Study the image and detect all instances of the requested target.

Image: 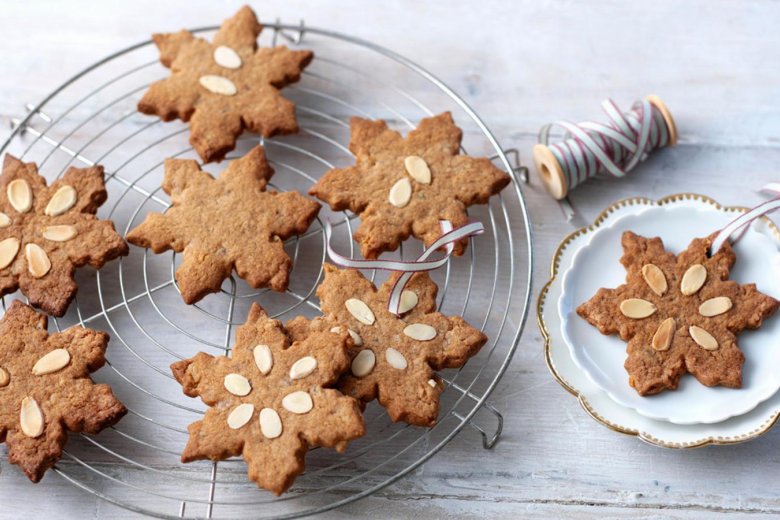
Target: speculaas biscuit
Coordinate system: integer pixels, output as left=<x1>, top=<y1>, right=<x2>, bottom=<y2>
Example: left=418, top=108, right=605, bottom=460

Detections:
left=309, top=112, right=511, bottom=259
left=285, top=264, right=486, bottom=427
left=126, top=145, right=320, bottom=304
left=0, top=154, right=128, bottom=317
left=0, top=300, right=127, bottom=482
left=171, top=303, right=365, bottom=495
left=138, top=5, right=313, bottom=163
left=577, top=231, right=779, bottom=396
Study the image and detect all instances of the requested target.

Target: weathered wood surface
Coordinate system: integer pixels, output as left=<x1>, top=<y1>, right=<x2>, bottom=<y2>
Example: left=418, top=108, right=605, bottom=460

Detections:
left=2, top=0, right=780, bottom=518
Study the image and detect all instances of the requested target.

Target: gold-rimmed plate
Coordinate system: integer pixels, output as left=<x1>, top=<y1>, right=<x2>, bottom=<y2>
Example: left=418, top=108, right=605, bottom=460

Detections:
left=539, top=194, right=780, bottom=448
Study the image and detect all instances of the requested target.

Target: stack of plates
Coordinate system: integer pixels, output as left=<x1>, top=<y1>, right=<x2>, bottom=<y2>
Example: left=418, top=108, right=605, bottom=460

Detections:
left=539, top=194, right=780, bottom=447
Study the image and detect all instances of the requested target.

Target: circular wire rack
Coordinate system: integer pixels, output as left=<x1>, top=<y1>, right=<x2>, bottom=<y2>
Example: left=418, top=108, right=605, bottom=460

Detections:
left=1, top=20, right=533, bottom=519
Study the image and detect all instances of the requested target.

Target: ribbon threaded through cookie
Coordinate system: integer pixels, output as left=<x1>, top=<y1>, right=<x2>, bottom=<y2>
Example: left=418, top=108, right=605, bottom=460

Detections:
left=324, top=220, right=484, bottom=315
left=711, top=185, right=780, bottom=254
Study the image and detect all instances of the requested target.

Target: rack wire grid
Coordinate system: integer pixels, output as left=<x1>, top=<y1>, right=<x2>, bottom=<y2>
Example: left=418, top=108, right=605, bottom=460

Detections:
left=1, top=20, right=533, bottom=519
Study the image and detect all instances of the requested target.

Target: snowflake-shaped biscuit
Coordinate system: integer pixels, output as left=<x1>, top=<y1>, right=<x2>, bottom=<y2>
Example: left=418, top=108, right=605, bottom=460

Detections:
left=0, top=154, right=128, bottom=316
left=138, top=5, right=313, bottom=163
left=309, top=112, right=511, bottom=259
left=171, top=303, right=365, bottom=495
left=577, top=231, right=779, bottom=395
left=287, top=264, right=486, bottom=426
left=0, top=300, right=126, bottom=482
left=127, top=145, right=320, bottom=304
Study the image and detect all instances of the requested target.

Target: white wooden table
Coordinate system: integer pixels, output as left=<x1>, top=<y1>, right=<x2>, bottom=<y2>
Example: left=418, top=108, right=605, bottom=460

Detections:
left=2, top=1, right=780, bottom=518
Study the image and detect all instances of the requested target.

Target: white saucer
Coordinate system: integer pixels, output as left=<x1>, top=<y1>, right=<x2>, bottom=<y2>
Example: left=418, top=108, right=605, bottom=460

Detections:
left=540, top=194, right=780, bottom=446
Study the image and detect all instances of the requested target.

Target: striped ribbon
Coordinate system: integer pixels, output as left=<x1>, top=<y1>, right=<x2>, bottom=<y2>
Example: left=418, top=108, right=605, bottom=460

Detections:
left=711, top=185, right=780, bottom=254
left=324, top=220, right=485, bottom=315
left=539, top=98, right=671, bottom=195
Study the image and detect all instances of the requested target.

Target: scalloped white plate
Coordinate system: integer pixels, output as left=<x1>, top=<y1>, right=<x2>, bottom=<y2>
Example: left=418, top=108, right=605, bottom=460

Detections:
left=558, top=202, right=780, bottom=425
left=539, top=194, right=780, bottom=447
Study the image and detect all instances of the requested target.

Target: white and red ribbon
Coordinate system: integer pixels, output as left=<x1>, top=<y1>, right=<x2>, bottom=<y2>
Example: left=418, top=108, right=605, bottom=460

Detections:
left=324, top=220, right=485, bottom=315
left=539, top=98, right=671, bottom=221
left=710, top=184, right=780, bottom=254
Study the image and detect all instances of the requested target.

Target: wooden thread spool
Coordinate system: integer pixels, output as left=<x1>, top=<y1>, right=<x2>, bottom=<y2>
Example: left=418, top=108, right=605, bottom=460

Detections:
left=533, top=95, right=677, bottom=200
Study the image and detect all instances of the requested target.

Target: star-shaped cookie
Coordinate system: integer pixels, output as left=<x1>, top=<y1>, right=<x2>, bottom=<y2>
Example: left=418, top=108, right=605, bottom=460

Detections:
left=285, top=264, right=486, bottom=426
left=0, top=154, right=128, bottom=317
left=138, top=5, right=314, bottom=163
left=309, top=112, right=511, bottom=259
left=171, top=303, right=365, bottom=495
left=577, top=231, right=779, bottom=395
left=127, top=145, right=320, bottom=304
left=0, top=300, right=127, bottom=482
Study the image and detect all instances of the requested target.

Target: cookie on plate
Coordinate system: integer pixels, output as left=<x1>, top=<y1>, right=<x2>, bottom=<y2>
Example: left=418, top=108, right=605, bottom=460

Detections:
left=577, top=231, right=779, bottom=395
left=171, top=303, right=365, bottom=495
left=285, top=264, right=486, bottom=427
left=309, top=112, right=511, bottom=259
left=0, top=300, right=127, bottom=482
left=0, top=154, right=128, bottom=317
left=127, top=145, right=320, bottom=304
left=138, top=5, right=313, bottom=163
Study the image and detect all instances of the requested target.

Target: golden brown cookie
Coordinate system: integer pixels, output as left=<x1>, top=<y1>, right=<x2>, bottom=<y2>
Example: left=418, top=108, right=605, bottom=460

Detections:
left=171, top=303, right=365, bottom=495
left=577, top=231, right=779, bottom=396
left=138, top=5, right=313, bottom=163
left=126, top=145, right=320, bottom=304
left=309, top=112, right=511, bottom=259
left=0, top=154, right=128, bottom=317
left=286, top=264, right=486, bottom=427
left=0, top=300, right=126, bottom=482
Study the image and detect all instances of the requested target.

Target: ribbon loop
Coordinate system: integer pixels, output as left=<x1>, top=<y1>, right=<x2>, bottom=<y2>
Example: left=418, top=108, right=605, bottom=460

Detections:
left=324, top=220, right=485, bottom=314
left=711, top=184, right=780, bottom=254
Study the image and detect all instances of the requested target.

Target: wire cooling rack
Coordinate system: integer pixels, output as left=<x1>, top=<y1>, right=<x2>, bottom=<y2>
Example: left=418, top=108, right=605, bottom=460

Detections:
left=1, top=20, right=533, bottom=519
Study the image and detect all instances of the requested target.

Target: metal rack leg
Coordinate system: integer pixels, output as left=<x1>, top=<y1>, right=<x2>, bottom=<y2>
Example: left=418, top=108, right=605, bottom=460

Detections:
left=451, top=403, right=504, bottom=450
left=441, top=377, right=504, bottom=450
left=489, top=147, right=529, bottom=184
left=272, top=19, right=306, bottom=46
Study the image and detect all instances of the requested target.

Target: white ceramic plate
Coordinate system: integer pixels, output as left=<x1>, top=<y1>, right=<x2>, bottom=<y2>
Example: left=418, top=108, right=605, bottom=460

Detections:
left=539, top=194, right=780, bottom=447
left=557, top=202, right=780, bottom=424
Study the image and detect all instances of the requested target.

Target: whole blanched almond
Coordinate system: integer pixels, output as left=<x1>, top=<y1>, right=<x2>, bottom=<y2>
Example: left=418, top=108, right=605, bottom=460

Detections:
left=619, top=298, right=657, bottom=319
left=385, top=347, right=408, bottom=370
left=224, top=373, right=251, bottom=396
left=213, top=45, right=242, bottom=69
left=20, top=397, right=44, bottom=438
left=681, top=264, right=707, bottom=295
left=388, top=178, right=412, bottom=208
left=0, top=212, right=11, bottom=228
left=227, top=403, right=254, bottom=429
left=32, top=348, right=70, bottom=375
left=398, top=290, right=418, bottom=314
left=259, top=407, right=282, bottom=439
left=689, top=326, right=718, bottom=350
left=351, top=349, right=375, bottom=377
left=199, top=75, right=237, bottom=96
left=7, top=179, right=32, bottom=213
left=43, top=225, right=77, bottom=242
left=25, top=243, right=51, bottom=278
left=404, top=156, right=431, bottom=184
left=699, top=296, right=732, bottom=317
left=289, top=356, right=317, bottom=380
left=652, top=318, right=676, bottom=351
left=403, top=323, right=437, bottom=341
left=641, top=264, right=667, bottom=296
left=345, top=298, right=375, bottom=325
left=282, top=391, right=313, bottom=414
left=0, top=237, right=20, bottom=269
left=45, top=185, right=77, bottom=216
left=254, top=345, right=273, bottom=375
